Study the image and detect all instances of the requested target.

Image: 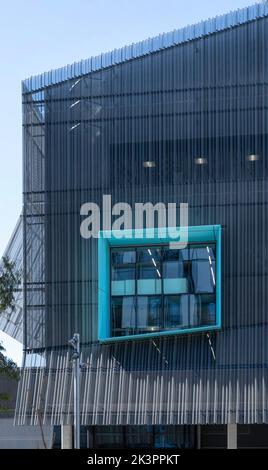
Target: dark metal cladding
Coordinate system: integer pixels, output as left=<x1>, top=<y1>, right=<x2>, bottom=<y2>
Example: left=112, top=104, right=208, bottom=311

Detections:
left=16, top=5, right=268, bottom=425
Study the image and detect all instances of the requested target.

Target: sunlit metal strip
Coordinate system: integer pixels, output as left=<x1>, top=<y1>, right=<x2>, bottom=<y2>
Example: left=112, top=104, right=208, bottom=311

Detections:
left=22, top=3, right=268, bottom=93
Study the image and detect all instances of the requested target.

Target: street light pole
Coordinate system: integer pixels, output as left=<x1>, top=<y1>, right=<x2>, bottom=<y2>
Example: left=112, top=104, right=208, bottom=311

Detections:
left=68, top=333, right=80, bottom=449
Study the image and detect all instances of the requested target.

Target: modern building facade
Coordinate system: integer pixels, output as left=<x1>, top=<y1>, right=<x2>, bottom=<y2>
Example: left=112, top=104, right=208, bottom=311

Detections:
left=2, top=3, right=268, bottom=448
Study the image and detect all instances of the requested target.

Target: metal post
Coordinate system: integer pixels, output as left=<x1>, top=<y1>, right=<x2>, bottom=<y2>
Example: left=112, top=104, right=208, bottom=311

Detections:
left=69, top=333, right=80, bottom=449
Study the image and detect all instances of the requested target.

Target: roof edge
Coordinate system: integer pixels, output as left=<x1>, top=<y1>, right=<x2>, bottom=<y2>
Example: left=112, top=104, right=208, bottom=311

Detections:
left=22, top=2, right=268, bottom=93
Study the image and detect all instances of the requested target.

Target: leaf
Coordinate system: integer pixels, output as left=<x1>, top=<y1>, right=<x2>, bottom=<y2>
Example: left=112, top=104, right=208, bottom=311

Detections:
left=0, top=256, right=21, bottom=314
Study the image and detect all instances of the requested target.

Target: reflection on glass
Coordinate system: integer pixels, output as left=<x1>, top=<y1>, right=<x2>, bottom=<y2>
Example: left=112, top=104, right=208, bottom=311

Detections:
left=163, top=248, right=188, bottom=294
left=138, top=265, right=161, bottom=279
left=164, top=295, right=200, bottom=329
left=112, top=296, right=135, bottom=336
left=200, top=294, right=216, bottom=325
left=137, top=296, right=161, bottom=331
left=137, top=279, right=161, bottom=295
left=112, top=280, right=135, bottom=296
left=191, top=257, right=215, bottom=293
left=112, top=266, right=135, bottom=280
left=138, top=248, right=161, bottom=280
left=110, top=243, right=217, bottom=337
left=138, top=248, right=161, bottom=264
left=163, top=248, right=184, bottom=278
left=112, top=250, right=136, bottom=265
left=164, top=296, right=181, bottom=329
left=180, top=295, right=199, bottom=327
left=112, top=249, right=136, bottom=282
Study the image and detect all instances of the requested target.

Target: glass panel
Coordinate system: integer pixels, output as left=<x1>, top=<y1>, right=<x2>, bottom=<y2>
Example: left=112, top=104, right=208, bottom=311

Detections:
left=163, top=248, right=184, bottom=278
left=180, top=294, right=199, bottom=327
left=137, top=247, right=161, bottom=280
left=112, top=266, right=135, bottom=281
left=164, top=296, right=181, bottom=329
left=111, top=249, right=136, bottom=282
left=112, top=296, right=135, bottom=336
left=137, top=279, right=162, bottom=294
left=163, top=278, right=188, bottom=294
left=191, top=249, right=215, bottom=293
left=163, top=247, right=188, bottom=293
left=137, top=296, right=161, bottom=332
left=110, top=242, right=217, bottom=338
left=112, top=297, right=123, bottom=332
left=200, top=294, right=216, bottom=325
left=138, top=265, right=161, bottom=279
left=111, top=250, right=136, bottom=265
left=181, top=245, right=216, bottom=294
left=112, top=280, right=135, bottom=295
left=138, top=248, right=161, bottom=263
left=122, top=297, right=136, bottom=328
left=164, top=295, right=199, bottom=329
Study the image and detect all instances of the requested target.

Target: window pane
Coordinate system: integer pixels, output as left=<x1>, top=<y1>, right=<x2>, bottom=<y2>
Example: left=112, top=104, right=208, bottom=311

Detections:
left=164, top=294, right=216, bottom=330
left=112, top=280, right=135, bottom=295
left=164, top=295, right=198, bottom=329
left=200, top=294, right=216, bottom=325
left=110, top=242, right=217, bottom=338
left=191, top=259, right=215, bottom=293
left=163, top=278, right=188, bottom=294
left=137, top=279, right=161, bottom=294
left=122, top=297, right=136, bottom=328
left=179, top=295, right=199, bottom=328
left=206, top=245, right=215, bottom=260
left=163, top=260, right=184, bottom=278
left=164, top=296, right=181, bottom=329
left=137, top=296, right=161, bottom=332
left=112, top=266, right=135, bottom=280
left=111, top=250, right=136, bottom=282
left=112, top=296, right=135, bottom=336
left=163, top=248, right=184, bottom=278
left=112, top=297, right=123, bottom=331
left=111, top=250, right=136, bottom=264
left=137, top=248, right=162, bottom=280
left=138, top=248, right=161, bottom=263
left=163, top=248, right=188, bottom=293
left=138, top=265, right=161, bottom=280
left=180, top=245, right=216, bottom=294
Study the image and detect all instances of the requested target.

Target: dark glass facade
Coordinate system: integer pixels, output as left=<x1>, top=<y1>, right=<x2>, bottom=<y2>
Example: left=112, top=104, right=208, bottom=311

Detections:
left=53, top=425, right=196, bottom=449
left=16, top=6, right=268, bottom=428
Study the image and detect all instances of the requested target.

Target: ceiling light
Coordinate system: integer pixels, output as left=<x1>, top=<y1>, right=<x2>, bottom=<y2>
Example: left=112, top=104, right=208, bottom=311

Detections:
left=194, top=157, right=207, bottom=165
left=143, top=161, right=156, bottom=168
left=246, top=154, right=259, bottom=162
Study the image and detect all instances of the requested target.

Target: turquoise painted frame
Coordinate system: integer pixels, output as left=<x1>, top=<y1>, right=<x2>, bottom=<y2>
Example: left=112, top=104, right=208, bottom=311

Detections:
left=98, top=225, right=221, bottom=342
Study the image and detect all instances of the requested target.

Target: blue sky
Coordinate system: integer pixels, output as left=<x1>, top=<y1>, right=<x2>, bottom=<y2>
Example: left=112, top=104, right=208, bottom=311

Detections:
left=0, top=0, right=258, bottom=362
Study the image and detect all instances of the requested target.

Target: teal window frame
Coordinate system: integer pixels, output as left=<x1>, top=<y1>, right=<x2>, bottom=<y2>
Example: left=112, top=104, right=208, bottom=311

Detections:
left=98, top=225, right=221, bottom=342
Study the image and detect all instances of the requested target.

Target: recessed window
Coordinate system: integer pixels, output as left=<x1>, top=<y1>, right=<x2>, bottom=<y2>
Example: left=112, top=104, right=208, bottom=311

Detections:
left=110, top=243, right=217, bottom=339
left=98, top=225, right=221, bottom=342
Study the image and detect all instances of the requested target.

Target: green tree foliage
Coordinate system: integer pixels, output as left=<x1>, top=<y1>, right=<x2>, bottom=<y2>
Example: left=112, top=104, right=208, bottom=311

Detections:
left=0, top=256, right=21, bottom=312
left=0, top=256, right=21, bottom=379
left=0, top=342, right=19, bottom=380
